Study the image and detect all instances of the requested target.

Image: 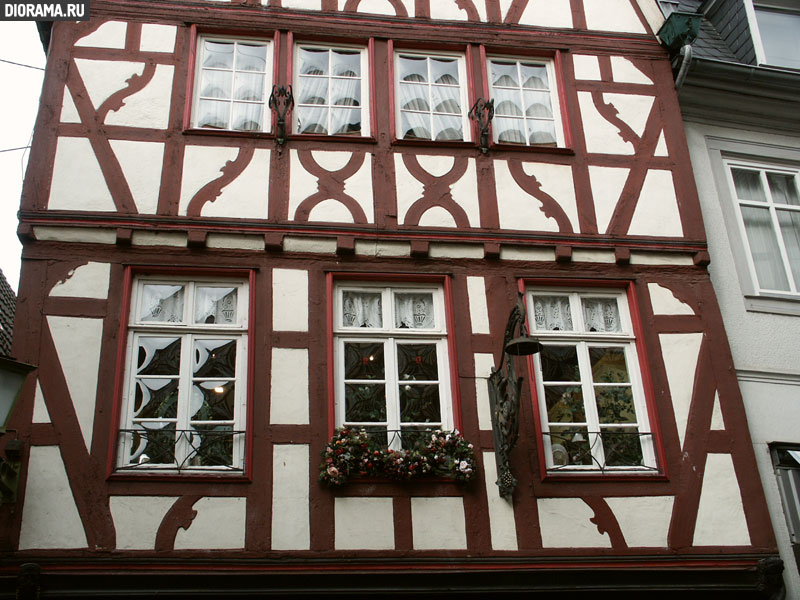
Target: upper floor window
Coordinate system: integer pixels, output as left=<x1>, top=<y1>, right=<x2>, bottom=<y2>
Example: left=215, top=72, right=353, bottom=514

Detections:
left=753, top=2, right=800, bottom=70
left=527, top=288, right=657, bottom=473
left=395, top=51, right=470, bottom=142
left=333, top=283, right=454, bottom=450
left=192, top=36, right=273, bottom=132
left=488, top=57, right=563, bottom=147
left=294, top=44, right=370, bottom=136
left=117, top=276, right=250, bottom=473
left=726, top=161, right=800, bottom=296
left=771, top=445, right=800, bottom=557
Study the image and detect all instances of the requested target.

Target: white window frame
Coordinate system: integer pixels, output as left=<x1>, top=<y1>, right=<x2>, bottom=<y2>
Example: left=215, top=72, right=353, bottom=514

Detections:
left=117, top=277, right=249, bottom=472
left=394, top=50, right=471, bottom=142
left=333, top=283, right=453, bottom=450
left=747, top=0, right=800, bottom=70
left=723, top=158, right=800, bottom=298
left=191, top=35, right=274, bottom=132
left=526, top=288, right=657, bottom=473
left=293, top=42, right=370, bottom=136
left=487, top=55, right=565, bottom=147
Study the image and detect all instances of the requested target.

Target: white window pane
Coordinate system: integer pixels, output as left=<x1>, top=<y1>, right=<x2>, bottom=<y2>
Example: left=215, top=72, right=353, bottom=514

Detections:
left=768, top=173, right=800, bottom=206
left=527, top=120, right=557, bottom=145
left=196, top=99, right=229, bottom=129
left=330, top=108, right=362, bottom=135
left=236, top=43, right=267, bottom=72
left=233, top=72, right=265, bottom=101
left=582, top=298, right=622, bottom=332
left=296, top=105, right=328, bottom=134
left=330, top=78, right=361, bottom=106
left=491, top=60, right=519, bottom=87
left=199, top=69, right=232, bottom=99
left=732, top=168, right=767, bottom=202
left=778, top=209, right=800, bottom=288
left=493, top=88, right=523, bottom=116
left=524, top=90, right=553, bottom=118
left=430, top=57, right=459, bottom=85
left=342, top=291, right=383, bottom=328
left=520, top=63, right=548, bottom=89
left=394, top=292, right=435, bottom=329
left=202, top=41, right=234, bottom=69
left=299, top=47, right=329, bottom=75
left=400, top=110, right=431, bottom=140
left=136, top=337, right=181, bottom=375
left=398, top=55, right=428, bottom=82
left=741, top=205, right=791, bottom=291
left=756, top=8, right=800, bottom=69
left=398, top=82, right=430, bottom=112
left=494, top=117, right=526, bottom=144
left=431, top=85, right=461, bottom=114
left=190, top=381, right=235, bottom=421
left=433, top=114, right=463, bottom=141
left=532, top=295, right=573, bottom=331
left=331, top=49, right=360, bottom=77
left=231, top=103, right=263, bottom=131
left=297, top=75, right=328, bottom=105
left=140, top=285, right=185, bottom=322
left=195, top=287, right=238, bottom=324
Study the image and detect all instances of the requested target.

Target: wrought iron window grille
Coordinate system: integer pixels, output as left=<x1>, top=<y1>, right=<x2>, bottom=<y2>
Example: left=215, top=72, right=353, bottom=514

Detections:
left=268, top=85, right=294, bottom=146
left=117, top=429, right=245, bottom=473
left=468, top=97, right=494, bottom=154
left=543, top=431, right=658, bottom=473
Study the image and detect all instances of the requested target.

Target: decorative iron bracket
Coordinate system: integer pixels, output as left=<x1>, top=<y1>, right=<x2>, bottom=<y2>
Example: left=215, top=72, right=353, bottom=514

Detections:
left=487, top=292, right=540, bottom=501
left=268, top=85, right=294, bottom=146
left=0, top=437, right=23, bottom=504
left=468, top=97, right=494, bottom=154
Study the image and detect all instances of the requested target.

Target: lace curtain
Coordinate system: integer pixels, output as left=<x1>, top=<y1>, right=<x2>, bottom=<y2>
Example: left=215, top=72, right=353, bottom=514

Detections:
left=195, top=287, right=237, bottom=324
left=141, top=285, right=185, bottom=323
left=396, top=54, right=462, bottom=141
left=342, top=291, right=382, bottom=328
left=296, top=48, right=362, bottom=135
left=582, top=298, right=621, bottom=333
left=532, top=296, right=573, bottom=331
left=394, top=293, right=435, bottom=329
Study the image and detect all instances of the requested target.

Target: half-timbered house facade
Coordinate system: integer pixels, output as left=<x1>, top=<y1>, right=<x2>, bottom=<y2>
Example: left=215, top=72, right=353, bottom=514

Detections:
left=0, top=0, right=786, bottom=596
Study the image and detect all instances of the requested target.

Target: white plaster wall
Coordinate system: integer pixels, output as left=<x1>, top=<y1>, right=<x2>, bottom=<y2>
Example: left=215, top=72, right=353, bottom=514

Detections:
left=628, top=169, right=683, bottom=237
left=110, top=496, right=176, bottom=550
left=428, top=243, right=483, bottom=259
left=75, top=20, right=126, bottom=48
left=206, top=233, right=266, bottom=250
left=282, top=236, right=337, bottom=254
left=518, top=0, right=572, bottom=28
left=140, top=24, right=177, bottom=53
left=179, top=146, right=239, bottom=215
left=49, top=137, right=115, bottom=212
left=174, top=497, right=246, bottom=549
left=109, top=140, right=164, bottom=214
left=494, top=161, right=574, bottom=232
left=659, top=332, right=703, bottom=449
left=694, top=453, right=751, bottom=546
left=648, top=283, right=695, bottom=315
left=60, top=88, right=80, bottom=123
left=32, top=381, right=50, bottom=423
left=18, top=446, right=87, bottom=549
left=610, top=57, right=653, bottom=85
left=629, top=251, right=694, bottom=265
left=131, top=231, right=187, bottom=247
left=573, top=55, right=601, bottom=81
left=482, top=451, right=518, bottom=550
left=499, top=246, right=555, bottom=261
left=272, top=268, right=308, bottom=332
left=588, top=165, right=628, bottom=234
left=474, top=352, right=495, bottom=430
left=578, top=92, right=634, bottom=155
left=346, top=0, right=398, bottom=16
left=335, top=497, right=395, bottom=549
left=584, top=0, right=647, bottom=33
left=74, top=59, right=145, bottom=110
left=47, top=316, right=103, bottom=450
left=354, top=240, right=411, bottom=257
left=466, top=276, right=490, bottom=334
left=572, top=249, right=615, bottom=263
left=538, top=498, right=612, bottom=547
left=606, top=496, right=673, bottom=547
left=105, top=65, right=174, bottom=130
left=49, top=262, right=110, bottom=299
left=272, top=444, right=310, bottom=550
left=270, top=348, right=309, bottom=424
left=410, top=497, right=467, bottom=549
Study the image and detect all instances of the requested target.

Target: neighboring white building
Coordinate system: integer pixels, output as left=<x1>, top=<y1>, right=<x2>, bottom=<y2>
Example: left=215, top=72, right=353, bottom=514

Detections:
left=664, top=0, right=800, bottom=594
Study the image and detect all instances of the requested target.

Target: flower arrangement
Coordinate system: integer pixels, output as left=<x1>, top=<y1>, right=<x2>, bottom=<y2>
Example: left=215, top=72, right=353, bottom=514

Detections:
left=319, top=428, right=476, bottom=486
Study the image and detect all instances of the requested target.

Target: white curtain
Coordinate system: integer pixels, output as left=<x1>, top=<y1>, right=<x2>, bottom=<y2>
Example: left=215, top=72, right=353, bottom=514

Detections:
left=342, top=291, right=382, bottom=328
left=582, top=298, right=621, bottom=332
left=394, top=293, right=434, bottom=329
left=296, top=48, right=361, bottom=135
left=141, top=285, right=184, bottom=323
left=195, top=287, right=237, bottom=324
left=532, top=296, right=573, bottom=331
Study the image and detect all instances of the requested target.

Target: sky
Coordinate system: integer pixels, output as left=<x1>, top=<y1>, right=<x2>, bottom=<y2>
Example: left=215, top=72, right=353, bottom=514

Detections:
left=0, top=21, right=46, bottom=293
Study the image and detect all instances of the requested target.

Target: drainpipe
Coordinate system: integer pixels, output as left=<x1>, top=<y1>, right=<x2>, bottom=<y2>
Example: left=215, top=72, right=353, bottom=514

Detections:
left=675, top=43, right=693, bottom=90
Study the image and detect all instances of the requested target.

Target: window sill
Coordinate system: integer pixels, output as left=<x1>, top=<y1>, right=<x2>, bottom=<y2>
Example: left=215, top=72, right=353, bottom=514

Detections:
left=542, top=469, right=667, bottom=483
left=184, top=127, right=275, bottom=140
left=489, top=142, right=574, bottom=155
left=288, top=133, right=377, bottom=144
left=108, top=470, right=250, bottom=483
left=392, top=138, right=477, bottom=150
left=744, top=293, right=800, bottom=317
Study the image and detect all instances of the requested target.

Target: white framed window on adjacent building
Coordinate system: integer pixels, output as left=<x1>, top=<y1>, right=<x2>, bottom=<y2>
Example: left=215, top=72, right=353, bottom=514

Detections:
left=332, top=281, right=455, bottom=450
left=394, top=50, right=471, bottom=142
left=116, top=275, right=250, bottom=473
left=293, top=43, right=370, bottom=136
left=749, top=1, right=800, bottom=70
left=191, top=35, right=274, bottom=132
left=526, top=288, right=658, bottom=474
left=724, top=159, right=800, bottom=298
left=487, top=56, right=564, bottom=147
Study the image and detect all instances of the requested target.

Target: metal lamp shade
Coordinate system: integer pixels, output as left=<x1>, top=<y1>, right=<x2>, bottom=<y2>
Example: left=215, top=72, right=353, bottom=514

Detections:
left=503, top=336, right=542, bottom=356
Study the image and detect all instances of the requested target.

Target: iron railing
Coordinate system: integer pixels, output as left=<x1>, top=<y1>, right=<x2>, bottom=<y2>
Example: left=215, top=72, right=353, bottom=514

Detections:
left=544, top=430, right=658, bottom=473
left=117, top=428, right=245, bottom=473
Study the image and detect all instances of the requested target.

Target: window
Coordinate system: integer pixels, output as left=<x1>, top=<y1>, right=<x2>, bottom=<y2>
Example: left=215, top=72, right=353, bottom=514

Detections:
left=395, top=51, right=470, bottom=141
left=192, top=36, right=273, bottom=132
left=333, top=283, right=453, bottom=449
left=725, top=160, right=800, bottom=296
left=117, top=277, right=249, bottom=472
left=527, top=289, right=657, bottom=472
left=488, top=57, right=563, bottom=146
left=771, top=444, right=800, bottom=571
left=294, top=44, right=369, bottom=136
left=753, top=2, right=800, bottom=70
